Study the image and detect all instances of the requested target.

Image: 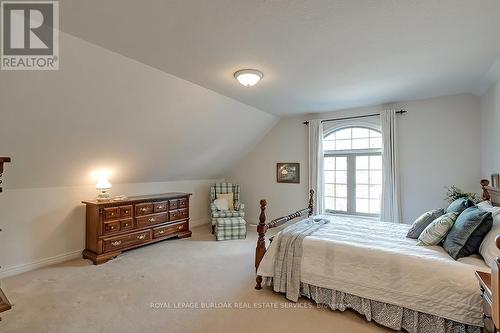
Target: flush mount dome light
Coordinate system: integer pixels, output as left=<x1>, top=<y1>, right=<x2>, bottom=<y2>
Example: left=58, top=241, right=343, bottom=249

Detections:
left=234, top=69, right=263, bottom=87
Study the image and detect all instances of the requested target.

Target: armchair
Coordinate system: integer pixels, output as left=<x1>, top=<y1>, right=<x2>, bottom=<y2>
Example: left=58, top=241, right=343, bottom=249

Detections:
left=210, top=183, right=245, bottom=233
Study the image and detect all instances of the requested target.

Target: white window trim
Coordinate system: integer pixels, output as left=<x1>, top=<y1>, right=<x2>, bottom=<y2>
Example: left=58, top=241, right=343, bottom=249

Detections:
left=323, top=121, right=382, bottom=217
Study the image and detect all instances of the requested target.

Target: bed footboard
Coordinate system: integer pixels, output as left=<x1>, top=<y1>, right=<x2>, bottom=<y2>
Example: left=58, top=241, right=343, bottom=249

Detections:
left=254, top=190, right=314, bottom=290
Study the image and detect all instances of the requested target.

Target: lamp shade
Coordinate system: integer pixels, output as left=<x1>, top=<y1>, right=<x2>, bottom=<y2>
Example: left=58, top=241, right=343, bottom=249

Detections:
left=96, top=179, right=112, bottom=190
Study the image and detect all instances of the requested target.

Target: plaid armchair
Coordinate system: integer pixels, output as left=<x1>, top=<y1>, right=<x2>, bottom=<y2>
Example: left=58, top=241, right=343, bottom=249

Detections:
left=211, top=183, right=245, bottom=232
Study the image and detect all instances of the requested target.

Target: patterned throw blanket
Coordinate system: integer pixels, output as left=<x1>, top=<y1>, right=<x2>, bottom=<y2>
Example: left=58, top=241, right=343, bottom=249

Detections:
left=272, top=217, right=330, bottom=302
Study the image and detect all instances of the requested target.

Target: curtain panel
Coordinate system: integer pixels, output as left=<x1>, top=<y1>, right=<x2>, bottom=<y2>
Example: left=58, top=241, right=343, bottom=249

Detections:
left=380, top=110, right=402, bottom=223
left=308, top=119, right=324, bottom=214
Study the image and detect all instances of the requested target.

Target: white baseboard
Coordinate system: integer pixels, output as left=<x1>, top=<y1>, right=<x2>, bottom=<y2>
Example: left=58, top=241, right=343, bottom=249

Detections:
left=0, top=250, right=82, bottom=279
left=0, top=218, right=211, bottom=279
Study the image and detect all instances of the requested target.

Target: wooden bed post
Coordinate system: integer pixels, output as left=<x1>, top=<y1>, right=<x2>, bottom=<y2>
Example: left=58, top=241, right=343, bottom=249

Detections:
left=255, top=199, right=267, bottom=290
left=308, top=189, right=314, bottom=216
left=482, top=179, right=491, bottom=201
left=492, top=235, right=500, bottom=330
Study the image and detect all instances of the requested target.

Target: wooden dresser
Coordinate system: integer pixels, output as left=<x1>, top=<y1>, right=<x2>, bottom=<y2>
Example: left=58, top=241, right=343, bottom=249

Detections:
left=82, top=193, right=192, bottom=264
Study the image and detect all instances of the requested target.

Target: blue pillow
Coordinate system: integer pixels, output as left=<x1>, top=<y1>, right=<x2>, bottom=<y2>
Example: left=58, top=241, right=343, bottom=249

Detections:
left=445, top=198, right=475, bottom=215
left=442, top=207, right=493, bottom=259
left=406, top=209, right=445, bottom=239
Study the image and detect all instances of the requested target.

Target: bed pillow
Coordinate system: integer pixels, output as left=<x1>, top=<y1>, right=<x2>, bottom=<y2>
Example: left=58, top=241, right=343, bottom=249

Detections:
left=417, top=212, right=458, bottom=246
left=477, top=200, right=500, bottom=217
left=406, top=209, right=445, bottom=239
left=442, top=207, right=493, bottom=259
left=479, top=214, right=500, bottom=265
left=216, top=193, right=234, bottom=210
left=445, top=198, right=475, bottom=215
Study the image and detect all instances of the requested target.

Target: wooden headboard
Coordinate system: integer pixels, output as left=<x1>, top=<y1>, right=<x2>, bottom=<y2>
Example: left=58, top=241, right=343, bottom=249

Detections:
left=482, top=179, right=500, bottom=206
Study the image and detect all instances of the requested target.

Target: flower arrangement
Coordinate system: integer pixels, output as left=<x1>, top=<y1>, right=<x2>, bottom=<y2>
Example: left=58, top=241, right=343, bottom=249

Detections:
left=444, top=185, right=480, bottom=204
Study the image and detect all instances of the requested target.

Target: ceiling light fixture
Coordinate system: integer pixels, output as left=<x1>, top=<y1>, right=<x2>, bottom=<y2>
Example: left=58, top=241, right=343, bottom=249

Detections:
left=234, top=69, right=263, bottom=87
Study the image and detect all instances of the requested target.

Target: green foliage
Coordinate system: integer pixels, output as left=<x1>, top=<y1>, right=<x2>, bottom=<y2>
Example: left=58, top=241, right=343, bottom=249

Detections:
left=444, top=185, right=480, bottom=204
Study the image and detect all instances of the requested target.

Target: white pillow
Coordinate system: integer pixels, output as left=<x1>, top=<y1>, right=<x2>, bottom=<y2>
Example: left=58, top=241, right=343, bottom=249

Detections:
left=477, top=200, right=500, bottom=217
left=214, top=198, right=229, bottom=211
left=479, top=214, right=500, bottom=266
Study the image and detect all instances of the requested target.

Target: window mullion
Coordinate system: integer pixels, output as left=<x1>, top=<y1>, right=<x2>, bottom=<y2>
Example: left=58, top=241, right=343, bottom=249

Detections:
left=347, top=155, right=356, bottom=214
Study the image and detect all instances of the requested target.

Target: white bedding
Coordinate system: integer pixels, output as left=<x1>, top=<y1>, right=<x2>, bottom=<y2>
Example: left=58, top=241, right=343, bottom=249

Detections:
left=257, top=214, right=489, bottom=326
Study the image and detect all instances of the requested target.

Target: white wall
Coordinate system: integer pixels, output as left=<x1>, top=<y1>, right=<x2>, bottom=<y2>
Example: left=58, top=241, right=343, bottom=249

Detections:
left=0, top=32, right=277, bottom=275
left=480, top=80, right=500, bottom=177
left=0, top=179, right=221, bottom=278
left=228, top=94, right=482, bottom=224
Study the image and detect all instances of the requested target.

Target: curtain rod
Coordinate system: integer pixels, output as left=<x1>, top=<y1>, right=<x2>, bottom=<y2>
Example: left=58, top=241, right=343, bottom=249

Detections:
left=303, top=110, right=407, bottom=125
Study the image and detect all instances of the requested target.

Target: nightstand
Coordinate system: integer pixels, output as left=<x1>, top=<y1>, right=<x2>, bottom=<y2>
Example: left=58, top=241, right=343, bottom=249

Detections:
left=476, top=271, right=497, bottom=333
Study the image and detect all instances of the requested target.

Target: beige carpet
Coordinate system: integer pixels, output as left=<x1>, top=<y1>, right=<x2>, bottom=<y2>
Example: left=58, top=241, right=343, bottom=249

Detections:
left=0, top=225, right=392, bottom=333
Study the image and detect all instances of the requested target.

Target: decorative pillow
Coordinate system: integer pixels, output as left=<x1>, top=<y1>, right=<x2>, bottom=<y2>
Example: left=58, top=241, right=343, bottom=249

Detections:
left=442, top=207, right=493, bottom=259
left=216, top=193, right=234, bottom=210
left=445, top=198, right=475, bottom=214
left=406, top=209, right=445, bottom=239
left=214, top=198, right=229, bottom=211
left=477, top=200, right=500, bottom=217
left=479, top=214, right=500, bottom=265
left=417, top=212, right=459, bottom=246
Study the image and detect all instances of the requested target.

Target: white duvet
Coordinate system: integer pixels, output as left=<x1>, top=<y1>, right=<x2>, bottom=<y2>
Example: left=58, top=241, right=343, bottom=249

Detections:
left=257, top=215, right=489, bottom=326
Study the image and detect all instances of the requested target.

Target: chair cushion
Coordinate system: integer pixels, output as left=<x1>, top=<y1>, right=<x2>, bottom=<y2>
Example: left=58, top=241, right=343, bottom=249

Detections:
left=406, top=209, right=445, bottom=239
left=212, top=210, right=245, bottom=218
left=443, top=207, right=493, bottom=259
left=216, top=193, right=234, bottom=210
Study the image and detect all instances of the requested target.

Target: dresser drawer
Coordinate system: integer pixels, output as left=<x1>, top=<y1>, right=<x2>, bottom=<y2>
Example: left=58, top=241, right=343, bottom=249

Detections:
left=119, top=205, right=133, bottom=218
left=179, top=198, right=188, bottom=209
left=136, top=212, right=168, bottom=228
left=169, top=208, right=188, bottom=222
left=135, top=203, right=154, bottom=216
left=169, top=199, right=179, bottom=210
left=103, top=230, right=151, bottom=252
left=120, top=219, right=134, bottom=231
left=154, top=201, right=168, bottom=213
left=153, top=221, right=188, bottom=238
left=103, top=207, right=119, bottom=221
left=104, top=221, right=120, bottom=234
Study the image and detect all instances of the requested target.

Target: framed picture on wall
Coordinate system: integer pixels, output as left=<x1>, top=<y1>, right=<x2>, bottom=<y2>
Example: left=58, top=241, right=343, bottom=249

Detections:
left=276, top=163, right=300, bottom=184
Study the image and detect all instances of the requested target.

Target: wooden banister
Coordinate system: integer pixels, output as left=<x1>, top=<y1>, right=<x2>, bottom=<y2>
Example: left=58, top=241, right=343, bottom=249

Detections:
left=493, top=235, right=500, bottom=329
left=0, top=157, right=11, bottom=193
left=0, top=157, right=12, bottom=315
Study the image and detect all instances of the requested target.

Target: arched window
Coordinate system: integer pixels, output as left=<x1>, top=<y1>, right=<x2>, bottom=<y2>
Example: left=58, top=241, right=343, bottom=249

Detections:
left=323, top=126, right=382, bottom=216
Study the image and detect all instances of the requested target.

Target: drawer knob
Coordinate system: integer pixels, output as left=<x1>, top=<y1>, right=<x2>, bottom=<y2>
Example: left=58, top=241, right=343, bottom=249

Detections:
left=159, top=230, right=165, bottom=235
left=137, top=234, right=146, bottom=240
left=178, top=225, right=183, bottom=230
left=149, top=218, right=156, bottom=222
left=141, top=208, right=147, bottom=212
left=158, top=206, right=163, bottom=209
left=111, top=226, right=115, bottom=230
left=124, top=223, right=129, bottom=227
left=111, top=240, right=121, bottom=246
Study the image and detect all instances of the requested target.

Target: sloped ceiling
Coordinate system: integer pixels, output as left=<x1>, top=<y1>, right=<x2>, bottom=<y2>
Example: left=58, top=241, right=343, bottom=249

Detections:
left=59, top=0, right=500, bottom=116
left=0, top=33, right=278, bottom=189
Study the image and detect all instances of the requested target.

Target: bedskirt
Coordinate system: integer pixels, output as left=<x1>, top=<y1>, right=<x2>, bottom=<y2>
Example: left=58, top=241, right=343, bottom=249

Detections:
left=265, top=278, right=481, bottom=333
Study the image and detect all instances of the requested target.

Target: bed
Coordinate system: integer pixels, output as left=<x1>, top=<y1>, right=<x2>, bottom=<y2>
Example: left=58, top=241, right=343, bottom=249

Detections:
left=254, top=182, right=500, bottom=333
